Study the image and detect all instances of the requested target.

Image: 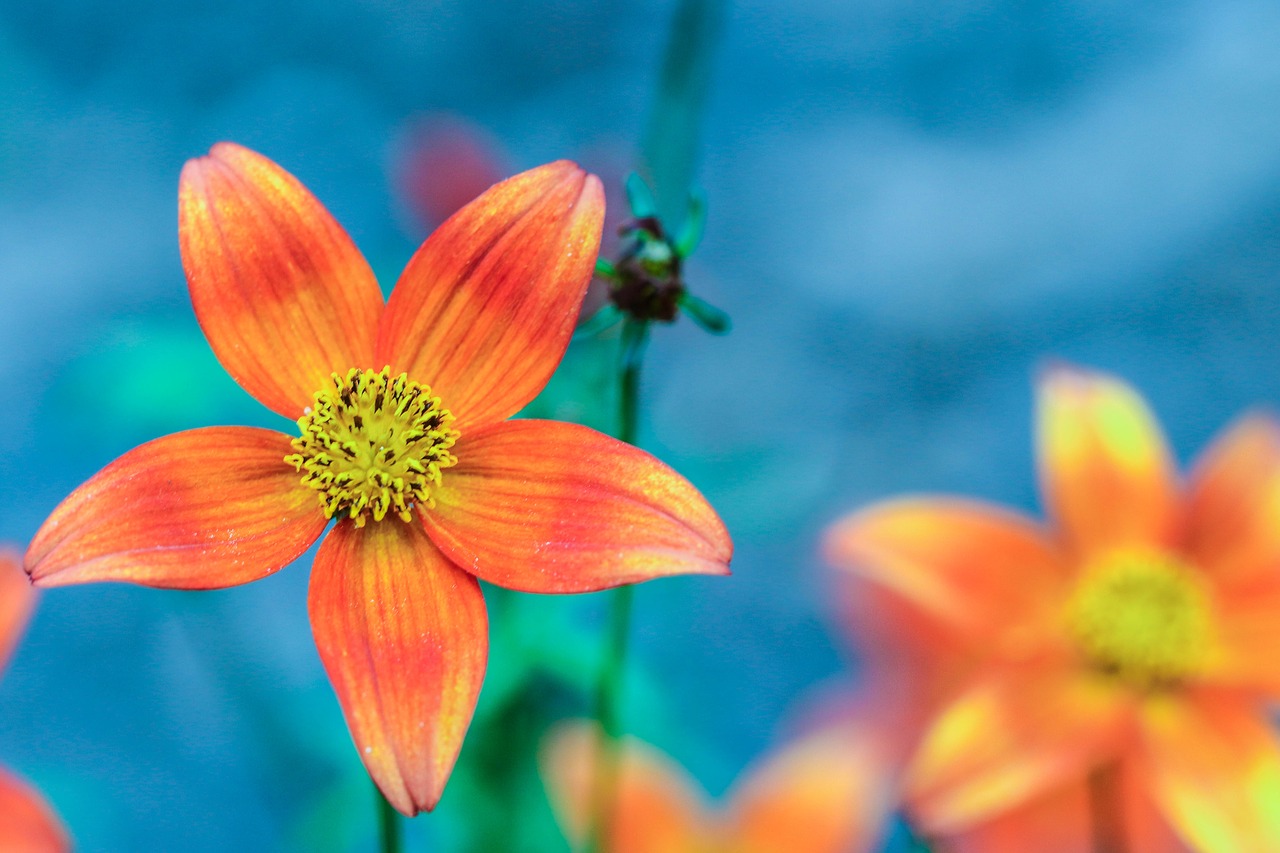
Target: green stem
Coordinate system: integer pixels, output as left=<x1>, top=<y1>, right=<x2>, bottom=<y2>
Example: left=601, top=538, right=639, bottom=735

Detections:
left=585, top=584, right=636, bottom=851
left=585, top=321, right=649, bottom=853
left=617, top=320, right=647, bottom=446
left=1087, top=762, right=1127, bottom=853
left=376, top=783, right=401, bottom=853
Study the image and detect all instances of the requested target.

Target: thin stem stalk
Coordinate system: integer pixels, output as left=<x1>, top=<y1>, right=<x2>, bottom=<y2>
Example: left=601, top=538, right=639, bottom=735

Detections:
left=585, top=320, right=649, bottom=853
left=376, top=783, right=401, bottom=853
left=1087, top=762, right=1128, bottom=853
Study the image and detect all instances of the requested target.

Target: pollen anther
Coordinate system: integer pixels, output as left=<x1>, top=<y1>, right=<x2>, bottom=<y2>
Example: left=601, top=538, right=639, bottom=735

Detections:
left=285, top=367, right=459, bottom=527
left=1065, top=550, right=1212, bottom=690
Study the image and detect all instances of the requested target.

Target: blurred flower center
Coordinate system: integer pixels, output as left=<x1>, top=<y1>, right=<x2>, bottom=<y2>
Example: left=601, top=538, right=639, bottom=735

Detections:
left=611, top=218, right=685, bottom=323
left=285, top=367, right=459, bottom=527
left=1065, top=550, right=1211, bottom=690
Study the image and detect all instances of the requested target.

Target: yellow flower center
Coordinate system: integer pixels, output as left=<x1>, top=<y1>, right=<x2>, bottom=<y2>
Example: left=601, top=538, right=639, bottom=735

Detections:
left=1065, top=550, right=1212, bottom=690
left=285, top=367, right=459, bottom=527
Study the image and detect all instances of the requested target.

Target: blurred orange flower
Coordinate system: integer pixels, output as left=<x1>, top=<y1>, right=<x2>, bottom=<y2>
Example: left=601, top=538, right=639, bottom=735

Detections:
left=541, top=719, right=897, bottom=853
left=0, top=550, right=70, bottom=852
left=826, top=365, right=1280, bottom=853
left=24, top=143, right=732, bottom=815
left=392, top=113, right=509, bottom=232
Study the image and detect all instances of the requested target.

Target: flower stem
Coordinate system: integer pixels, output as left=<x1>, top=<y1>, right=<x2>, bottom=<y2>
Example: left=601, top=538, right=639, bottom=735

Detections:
left=616, top=319, right=647, bottom=446
left=585, top=320, right=649, bottom=852
left=1087, top=762, right=1128, bottom=853
left=376, top=783, right=401, bottom=853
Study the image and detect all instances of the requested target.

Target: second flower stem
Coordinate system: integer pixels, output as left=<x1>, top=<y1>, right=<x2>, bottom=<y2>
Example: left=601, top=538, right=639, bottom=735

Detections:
left=616, top=320, right=646, bottom=447
left=586, top=320, right=649, bottom=852
left=1087, top=762, right=1128, bottom=853
left=376, top=782, right=401, bottom=853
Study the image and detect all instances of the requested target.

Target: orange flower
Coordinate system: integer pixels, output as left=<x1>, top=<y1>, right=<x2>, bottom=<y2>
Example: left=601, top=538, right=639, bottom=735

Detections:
left=825, top=365, right=1280, bottom=853
left=0, top=550, right=70, bottom=852
left=540, top=719, right=897, bottom=853
left=24, top=143, right=732, bottom=815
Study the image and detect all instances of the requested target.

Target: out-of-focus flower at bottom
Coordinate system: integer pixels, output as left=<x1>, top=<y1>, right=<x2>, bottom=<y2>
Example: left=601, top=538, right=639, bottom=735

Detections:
left=540, top=719, right=898, bottom=853
left=826, top=364, right=1280, bottom=853
left=0, top=551, right=70, bottom=852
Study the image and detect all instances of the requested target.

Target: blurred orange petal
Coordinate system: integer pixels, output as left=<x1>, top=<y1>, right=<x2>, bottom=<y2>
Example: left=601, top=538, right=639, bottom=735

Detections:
left=376, top=161, right=604, bottom=430
left=541, top=720, right=709, bottom=853
left=832, top=576, right=988, bottom=725
left=1036, top=365, right=1178, bottom=558
left=0, top=549, right=36, bottom=674
left=908, top=664, right=1131, bottom=833
left=938, top=780, right=1091, bottom=853
left=1137, top=691, right=1280, bottom=853
left=1123, top=762, right=1196, bottom=853
left=823, top=499, right=1064, bottom=645
left=308, top=519, right=487, bottom=816
left=727, top=727, right=897, bottom=853
left=25, top=428, right=325, bottom=589
left=179, top=142, right=382, bottom=419
left=395, top=114, right=508, bottom=229
left=1184, top=415, right=1280, bottom=583
left=1181, top=418, right=1280, bottom=692
left=1203, top=577, right=1280, bottom=695
left=423, top=420, right=731, bottom=592
left=0, top=768, right=70, bottom=852
left=939, top=766, right=1189, bottom=853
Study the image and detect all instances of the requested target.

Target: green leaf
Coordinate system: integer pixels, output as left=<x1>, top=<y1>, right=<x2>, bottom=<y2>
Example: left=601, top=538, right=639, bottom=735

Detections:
left=674, top=189, right=707, bottom=258
left=678, top=292, right=731, bottom=334
left=520, top=332, right=619, bottom=434
left=624, top=172, right=658, bottom=219
left=594, top=256, right=619, bottom=280
left=639, top=0, right=726, bottom=226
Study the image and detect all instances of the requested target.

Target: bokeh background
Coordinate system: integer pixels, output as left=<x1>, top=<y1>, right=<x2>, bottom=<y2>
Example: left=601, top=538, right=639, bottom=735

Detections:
left=4, top=0, right=1280, bottom=849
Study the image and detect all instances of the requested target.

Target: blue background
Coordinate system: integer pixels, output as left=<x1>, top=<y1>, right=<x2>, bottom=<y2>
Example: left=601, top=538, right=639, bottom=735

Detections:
left=4, top=0, right=1280, bottom=849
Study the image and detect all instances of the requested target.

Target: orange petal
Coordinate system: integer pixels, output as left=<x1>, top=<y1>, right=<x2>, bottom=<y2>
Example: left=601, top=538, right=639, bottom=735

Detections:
left=1137, top=691, right=1280, bottom=853
left=421, top=420, right=732, bottom=593
left=823, top=499, right=1066, bottom=647
left=376, top=161, right=604, bottom=429
left=726, top=728, right=898, bottom=853
left=938, top=780, right=1091, bottom=853
left=1122, top=761, right=1197, bottom=853
left=0, top=767, right=71, bottom=852
left=0, top=549, right=36, bottom=674
left=834, top=576, right=981, bottom=717
left=1184, top=415, right=1280, bottom=583
left=940, top=766, right=1190, bottom=853
left=309, top=519, right=488, bottom=816
left=1205, top=576, right=1280, bottom=696
left=1186, top=422, right=1280, bottom=693
left=907, top=664, right=1131, bottom=834
left=25, top=428, right=325, bottom=589
left=179, top=142, right=383, bottom=419
left=540, top=720, right=710, bottom=853
left=1035, top=365, right=1179, bottom=558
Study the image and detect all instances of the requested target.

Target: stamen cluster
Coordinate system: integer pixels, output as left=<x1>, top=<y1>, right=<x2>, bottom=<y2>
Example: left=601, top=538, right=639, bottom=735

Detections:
left=1065, top=550, right=1212, bottom=690
left=285, top=367, right=459, bottom=527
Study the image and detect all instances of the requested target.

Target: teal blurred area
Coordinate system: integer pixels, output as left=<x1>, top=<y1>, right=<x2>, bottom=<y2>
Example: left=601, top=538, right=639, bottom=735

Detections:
left=4, top=0, right=1280, bottom=849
